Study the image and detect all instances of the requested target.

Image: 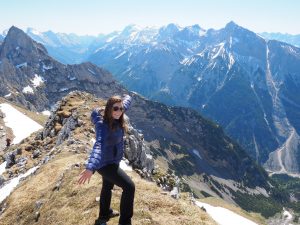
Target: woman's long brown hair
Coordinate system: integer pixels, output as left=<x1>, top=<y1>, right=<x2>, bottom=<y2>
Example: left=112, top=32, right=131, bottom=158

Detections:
left=103, top=95, right=128, bottom=132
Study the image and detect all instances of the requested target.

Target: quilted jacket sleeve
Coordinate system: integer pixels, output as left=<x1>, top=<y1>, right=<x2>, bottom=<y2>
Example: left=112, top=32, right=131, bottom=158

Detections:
left=86, top=108, right=103, bottom=173
left=122, top=94, right=132, bottom=111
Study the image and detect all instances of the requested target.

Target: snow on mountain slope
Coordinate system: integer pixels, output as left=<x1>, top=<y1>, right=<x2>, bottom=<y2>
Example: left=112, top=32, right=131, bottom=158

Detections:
left=0, top=103, right=43, bottom=144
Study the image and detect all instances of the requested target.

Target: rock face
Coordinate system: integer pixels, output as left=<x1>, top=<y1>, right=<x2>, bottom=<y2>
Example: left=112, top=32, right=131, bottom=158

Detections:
left=125, top=123, right=154, bottom=173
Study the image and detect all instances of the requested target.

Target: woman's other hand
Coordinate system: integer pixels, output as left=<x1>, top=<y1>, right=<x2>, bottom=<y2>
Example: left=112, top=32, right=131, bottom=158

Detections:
left=78, top=169, right=93, bottom=185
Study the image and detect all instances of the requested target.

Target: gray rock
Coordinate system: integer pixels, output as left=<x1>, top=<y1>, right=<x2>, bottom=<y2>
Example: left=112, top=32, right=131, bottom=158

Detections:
left=4, top=152, right=16, bottom=168
left=42, top=155, right=51, bottom=164
left=170, top=187, right=179, bottom=199
left=16, top=156, right=28, bottom=167
left=35, top=200, right=45, bottom=210
left=0, top=175, right=6, bottom=186
left=32, top=149, right=41, bottom=158
left=124, top=124, right=154, bottom=174
left=16, top=148, right=22, bottom=155
left=35, top=211, right=40, bottom=222
left=52, top=173, right=64, bottom=191
left=56, top=114, right=78, bottom=146
left=67, top=138, right=75, bottom=145
left=34, top=132, right=43, bottom=141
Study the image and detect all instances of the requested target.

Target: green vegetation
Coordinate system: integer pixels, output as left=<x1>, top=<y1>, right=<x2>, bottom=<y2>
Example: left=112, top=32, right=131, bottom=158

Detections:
left=270, top=174, right=300, bottom=218
left=229, top=174, right=300, bottom=219
left=232, top=191, right=282, bottom=218
left=200, top=191, right=212, bottom=198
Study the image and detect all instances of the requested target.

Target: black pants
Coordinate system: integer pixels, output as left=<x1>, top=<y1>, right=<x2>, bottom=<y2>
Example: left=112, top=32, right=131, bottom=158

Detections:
left=96, top=163, right=135, bottom=224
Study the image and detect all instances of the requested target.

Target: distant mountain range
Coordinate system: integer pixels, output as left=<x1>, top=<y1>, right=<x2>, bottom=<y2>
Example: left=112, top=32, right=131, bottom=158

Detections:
left=11, top=22, right=299, bottom=176
left=260, top=32, right=300, bottom=47
left=1, top=23, right=299, bottom=176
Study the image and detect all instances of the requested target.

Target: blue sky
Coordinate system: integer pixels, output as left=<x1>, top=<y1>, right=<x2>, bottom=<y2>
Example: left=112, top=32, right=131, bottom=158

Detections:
left=0, top=0, right=299, bottom=35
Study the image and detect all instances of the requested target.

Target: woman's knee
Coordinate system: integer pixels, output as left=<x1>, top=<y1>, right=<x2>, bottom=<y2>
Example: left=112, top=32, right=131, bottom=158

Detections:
left=124, top=180, right=135, bottom=193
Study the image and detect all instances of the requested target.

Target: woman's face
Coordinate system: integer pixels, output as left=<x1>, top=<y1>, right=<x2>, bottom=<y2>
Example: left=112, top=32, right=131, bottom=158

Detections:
left=111, top=102, right=124, bottom=119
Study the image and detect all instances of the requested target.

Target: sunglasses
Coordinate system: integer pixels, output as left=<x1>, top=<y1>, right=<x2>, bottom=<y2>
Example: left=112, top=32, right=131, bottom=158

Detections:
left=113, top=106, right=124, bottom=112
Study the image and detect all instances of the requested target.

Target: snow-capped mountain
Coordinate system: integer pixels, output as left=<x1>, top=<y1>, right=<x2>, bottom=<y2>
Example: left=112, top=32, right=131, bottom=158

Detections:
left=88, top=23, right=207, bottom=98
left=87, top=22, right=300, bottom=175
left=2, top=23, right=299, bottom=176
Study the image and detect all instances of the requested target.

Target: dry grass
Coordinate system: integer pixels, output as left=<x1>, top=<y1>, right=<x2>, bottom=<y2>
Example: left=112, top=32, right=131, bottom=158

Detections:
left=0, top=150, right=216, bottom=225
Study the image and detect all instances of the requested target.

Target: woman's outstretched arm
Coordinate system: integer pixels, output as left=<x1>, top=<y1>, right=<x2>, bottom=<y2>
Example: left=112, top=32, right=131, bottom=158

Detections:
left=122, top=94, right=132, bottom=111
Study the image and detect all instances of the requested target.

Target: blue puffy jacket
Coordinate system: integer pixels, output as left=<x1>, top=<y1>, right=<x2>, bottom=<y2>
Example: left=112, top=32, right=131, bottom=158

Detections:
left=86, top=95, right=132, bottom=173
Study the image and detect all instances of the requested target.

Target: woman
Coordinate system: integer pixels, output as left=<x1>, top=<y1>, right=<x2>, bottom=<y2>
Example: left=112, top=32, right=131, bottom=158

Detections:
left=78, top=94, right=135, bottom=225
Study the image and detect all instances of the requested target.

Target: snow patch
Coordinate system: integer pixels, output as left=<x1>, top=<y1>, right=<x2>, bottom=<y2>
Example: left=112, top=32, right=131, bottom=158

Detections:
left=0, top=161, right=7, bottom=176
left=16, top=62, right=27, bottom=68
left=195, top=201, right=258, bottom=225
left=22, top=86, right=34, bottom=94
left=59, top=87, right=69, bottom=92
left=120, top=159, right=132, bottom=171
left=31, top=74, right=44, bottom=87
left=129, top=31, right=139, bottom=42
left=212, top=42, right=225, bottom=59
left=283, top=45, right=299, bottom=56
left=0, top=166, right=39, bottom=204
left=180, top=57, right=195, bottom=66
left=114, top=51, right=126, bottom=59
left=0, top=103, right=43, bottom=144
left=42, top=64, right=53, bottom=71
left=41, top=110, right=51, bottom=116
left=228, top=53, right=235, bottom=69
left=283, top=209, right=293, bottom=220
left=199, top=30, right=206, bottom=36
left=88, top=69, right=96, bottom=75
left=192, top=149, right=202, bottom=159
left=4, top=93, right=11, bottom=98
left=67, top=75, right=76, bottom=80
left=106, top=35, right=118, bottom=42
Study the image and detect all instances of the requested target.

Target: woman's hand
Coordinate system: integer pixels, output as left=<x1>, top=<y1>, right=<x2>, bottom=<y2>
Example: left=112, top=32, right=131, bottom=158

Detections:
left=78, top=169, right=93, bottom=185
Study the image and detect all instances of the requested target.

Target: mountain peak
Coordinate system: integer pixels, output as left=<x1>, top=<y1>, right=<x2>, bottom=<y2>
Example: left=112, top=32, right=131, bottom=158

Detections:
left=120, top=24, right=142, bottom=35
left=158, top=23, right=181, bottom=38
left=0, top=26, right=48, bottom=64
left=5, top=26, right=27, bottom=39
left=225, top=21, right=240, bottom=30
left=165, top=23, right=181, bottom=31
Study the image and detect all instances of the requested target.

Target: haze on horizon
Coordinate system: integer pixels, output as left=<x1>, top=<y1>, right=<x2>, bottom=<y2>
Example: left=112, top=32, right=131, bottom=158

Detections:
left=0, top=0, right=299, bottom=35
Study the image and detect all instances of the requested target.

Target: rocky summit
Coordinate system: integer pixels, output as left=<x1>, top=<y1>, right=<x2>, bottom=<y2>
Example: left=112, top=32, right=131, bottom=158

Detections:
left=0, top=91, right=217, bottom=225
